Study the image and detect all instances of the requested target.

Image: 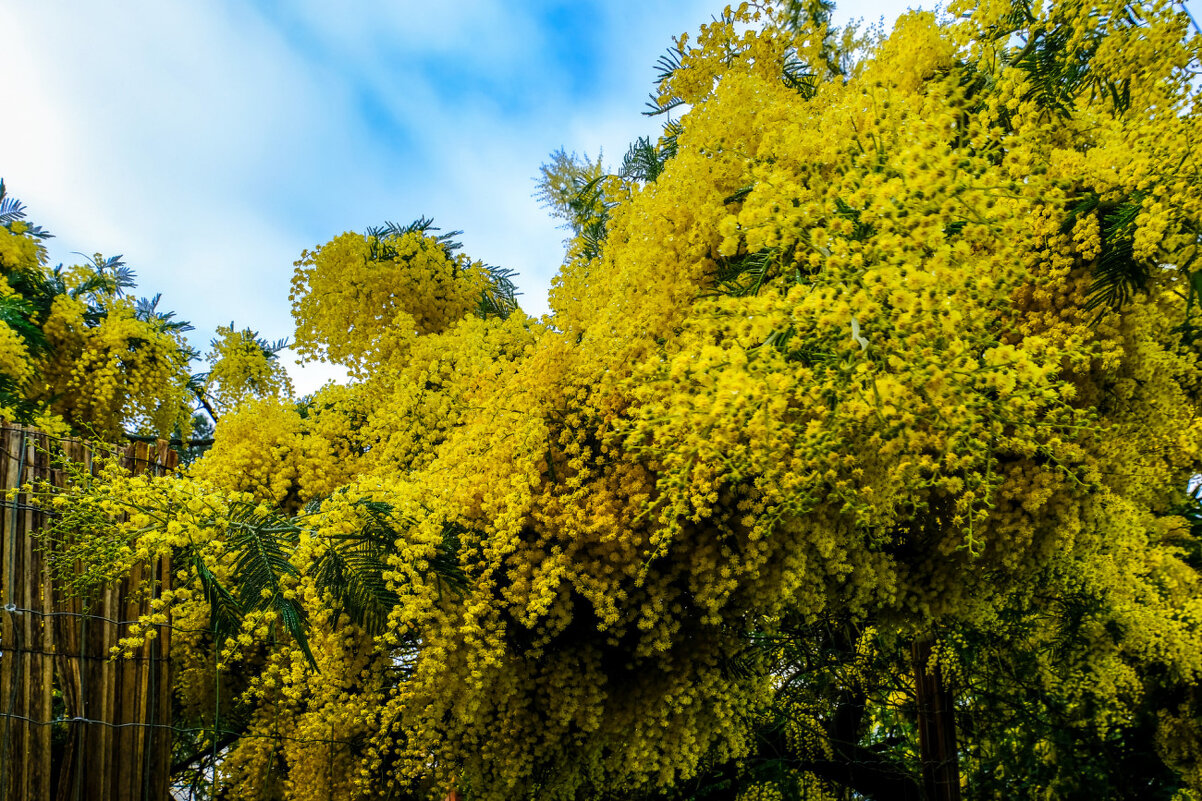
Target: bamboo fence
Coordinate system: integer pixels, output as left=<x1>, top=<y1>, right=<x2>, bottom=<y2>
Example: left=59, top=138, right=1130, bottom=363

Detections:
left=0, top=422, right=177, bottom=801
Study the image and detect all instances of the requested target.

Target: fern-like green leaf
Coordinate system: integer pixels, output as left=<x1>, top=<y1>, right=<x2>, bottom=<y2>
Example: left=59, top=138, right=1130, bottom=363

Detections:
left=1059, top=191, right=1151, bottom=313
left=619, top=137, right=666, bottom=184
left=713, top=249, right=778, bottom=297
left=191, top=554, right=242, bottom=645
left=220, top=502, right=317, bottom=667
left=476, top=264, right=520, bottom=321
left=365, top=217, right=464, bottom=262
left=310, top=498, right=467, bottom=635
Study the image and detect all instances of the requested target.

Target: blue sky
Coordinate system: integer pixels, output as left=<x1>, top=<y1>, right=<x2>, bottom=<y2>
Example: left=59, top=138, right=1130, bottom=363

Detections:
left=2, top=0, right=945, bottom=391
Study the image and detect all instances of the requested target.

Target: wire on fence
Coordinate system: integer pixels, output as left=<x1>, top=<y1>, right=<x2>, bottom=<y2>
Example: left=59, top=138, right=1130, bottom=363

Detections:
left=2, top=603, right=215, bottom=634
left=0, top=711, right=357, bottom=748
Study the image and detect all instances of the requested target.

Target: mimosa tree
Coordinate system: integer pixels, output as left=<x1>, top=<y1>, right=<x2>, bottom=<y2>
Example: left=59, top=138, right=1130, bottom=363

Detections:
left=41, top=0, right=1202, bottom=798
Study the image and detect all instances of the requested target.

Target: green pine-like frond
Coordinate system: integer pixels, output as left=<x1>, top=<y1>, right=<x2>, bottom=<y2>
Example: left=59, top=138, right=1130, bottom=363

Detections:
left=0, top=181, right=52, bottom=240
left=578, top=219, right=609, bottom=263
left=176, top=495, right=473, bottom=670
left=566, top=173, right=616, bottom=262
left=833, top=199, right=875, bottom=242
left=222, top=501, right=316, bottom=667
left=660, top=120, right=684, bottom=162
left=652, top=45, right=685, bottom=85
left=477, top=264, right=520, bottom=320
left=1062, top=191, right=1150, bottom=313
left=1002, top=0, right=1138, bottom=119
left=0, top=179, right=25, bottom=226
left=191, top=554, right=242, bottom=646
left=311, top=497, right=466, bottom=636
left=209, top=322, right=288, bottom=359
left=645, top=44, right=687, bottom=117
left=313, top=544, right=398, bottom=636
left=781, top=51, right=816, bottom=97
left=0, top=294, right=49, bottom=355
left=723, top=183, right=755, bottom=205
left=714, top=249, right=779, bottom=297
left=644, top=94, right=688, bottom=117
left=136, top=294, right=196, bottom=334
left=431, top=521, right=468, bottom=596
left=366, top=217, right=464, bottom=262
left=225, top=503, right=301, bottom=604
left=619, top=136, right=668, bottom=184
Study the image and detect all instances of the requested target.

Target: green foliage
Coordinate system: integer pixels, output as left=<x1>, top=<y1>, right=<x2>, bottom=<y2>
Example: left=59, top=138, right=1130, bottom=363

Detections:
left=535, top=150, right=608, bottom=235
left=309, top=497, right=455, bottom=637
left=1061, top=191, right=1151, bottom=312
left=475, top=263, right=520, bottom=320
left=366, top=216, right=462, bottom=262
left=1002, top=0, right=1137, bottom=118
left=620, top=136, right=670, bottom=184
left=0, top=179, right=52, bottom=240
left=224, top=502, right=314, bottom=665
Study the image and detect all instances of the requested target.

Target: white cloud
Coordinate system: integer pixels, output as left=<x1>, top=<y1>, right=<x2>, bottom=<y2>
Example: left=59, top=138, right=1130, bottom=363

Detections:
left=0, top=2, right=343, bottom=328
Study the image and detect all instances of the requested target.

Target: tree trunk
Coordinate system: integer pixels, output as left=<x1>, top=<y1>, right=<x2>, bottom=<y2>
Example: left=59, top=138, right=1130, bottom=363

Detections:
left=912, top=639, right=961, bottom=801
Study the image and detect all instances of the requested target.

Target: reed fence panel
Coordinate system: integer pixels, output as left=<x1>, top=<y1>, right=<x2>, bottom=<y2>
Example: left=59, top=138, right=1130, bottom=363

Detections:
left=0, top=423, right=177, bottom=801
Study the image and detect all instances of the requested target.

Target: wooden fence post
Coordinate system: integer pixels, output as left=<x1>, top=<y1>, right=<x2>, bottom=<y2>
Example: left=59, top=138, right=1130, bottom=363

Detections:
left=912, top=638, right=962, bottom=801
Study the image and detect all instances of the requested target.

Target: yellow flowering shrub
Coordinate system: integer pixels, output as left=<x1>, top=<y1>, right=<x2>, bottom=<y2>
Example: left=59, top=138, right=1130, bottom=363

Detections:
left=0, top=185, right=298, bottom=442
left=40, top=0, right=1202, bottom=798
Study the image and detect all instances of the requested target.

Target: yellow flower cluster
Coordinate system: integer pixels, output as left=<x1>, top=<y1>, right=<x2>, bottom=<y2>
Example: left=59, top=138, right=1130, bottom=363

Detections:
left=0, top=320, right=31, bottom=385
left=191, top=389, right=363, bottom=512
left=0, top=226, right=196, bottom=438
left=49, top=298, right=193, bottom=439
left=0, top=223, right=44, bottom=274
left=202, top=324, right=294, bottom=416
left=290, top=229, right=493, bottom=377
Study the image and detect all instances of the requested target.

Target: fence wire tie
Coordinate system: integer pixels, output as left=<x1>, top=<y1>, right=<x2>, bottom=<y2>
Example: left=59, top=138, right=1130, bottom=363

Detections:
left=2, top=604, right=16, bottom=615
